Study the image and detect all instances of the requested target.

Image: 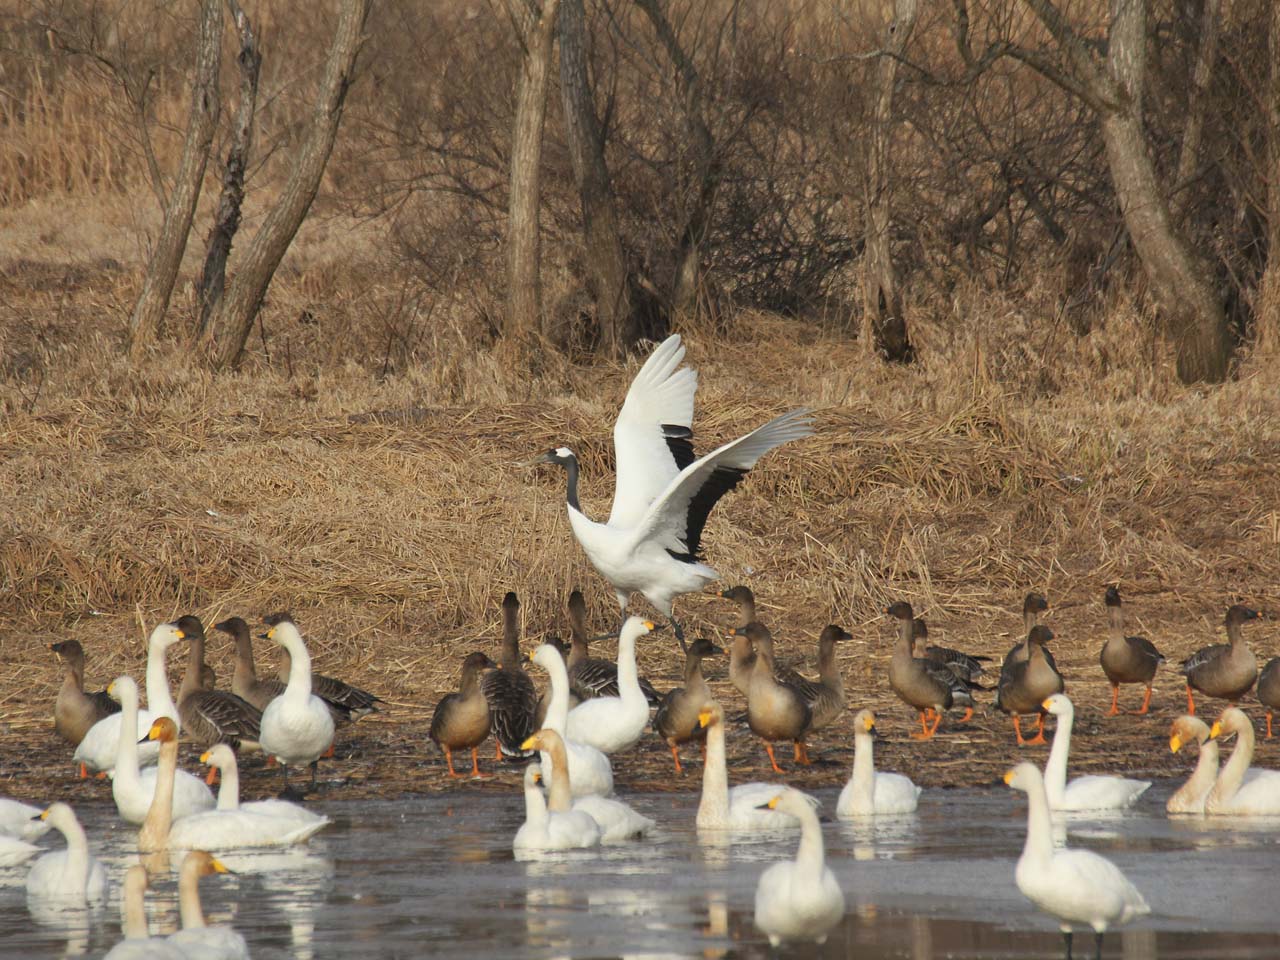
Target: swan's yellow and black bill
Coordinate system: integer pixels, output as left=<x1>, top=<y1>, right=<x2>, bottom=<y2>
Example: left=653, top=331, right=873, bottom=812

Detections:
left=1003, top=769, right=1016, bottom=785
left=1170, top=734, right=1183, bottom=754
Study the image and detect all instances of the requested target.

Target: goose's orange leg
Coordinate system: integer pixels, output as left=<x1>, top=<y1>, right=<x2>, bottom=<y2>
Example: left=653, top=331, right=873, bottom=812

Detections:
left=1105, top=684, right=1121, bottom=717
left=1267, top=710, right=1274, bottom=740
left=912, top=709, right=941, bottom=740
left=763, top=742, right=785, bottom=775
left=1186, top=685, right=1197, bottom=715
left=668, top=742, right=684, bottom=774
left=915, top=709, right=932, bottom=736
left=794, top=740, right=812, bottom=765
left=469, top=747, right=487, bottom=778
left=444, top=747, right=461, bottom=778
left=1131, top=684, right=1153, bottom=715
left=1022, top=712, right=1048, bottom=745
left=494, top=741, right=503, bottom=762
left=77, top=762, right=88, bottom=780
left=957, top=706, right=974, bottom=723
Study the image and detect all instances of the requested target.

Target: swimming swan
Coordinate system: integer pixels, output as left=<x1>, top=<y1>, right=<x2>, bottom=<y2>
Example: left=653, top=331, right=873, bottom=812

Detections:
left=25, top=802, right=107, bottom=903
left=1041, top=694, right=1150, bottom=812
left=166, top=851, right=249, bottom=960
left=695, top=701, right=800, bottom=832
left=1204, top=707, right=1280, bottom=815
left=836, top=709, right=921, bottom=817
left=753, top=787, right=845, bottom=946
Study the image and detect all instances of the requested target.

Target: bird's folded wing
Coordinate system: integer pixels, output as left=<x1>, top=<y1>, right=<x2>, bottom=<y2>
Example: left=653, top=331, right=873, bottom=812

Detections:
left=609, top=335, right=699, bottom=529
left=633, top=409, right=813, bottom=560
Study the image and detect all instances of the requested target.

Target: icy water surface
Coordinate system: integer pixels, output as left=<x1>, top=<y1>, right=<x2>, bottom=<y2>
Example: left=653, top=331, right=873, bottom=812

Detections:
left=3, top=782, right=1279, bottom=958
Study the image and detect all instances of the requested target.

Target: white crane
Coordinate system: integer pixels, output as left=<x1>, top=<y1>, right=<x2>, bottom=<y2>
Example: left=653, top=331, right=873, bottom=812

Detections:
left=534, top=335, right=812, bottom=645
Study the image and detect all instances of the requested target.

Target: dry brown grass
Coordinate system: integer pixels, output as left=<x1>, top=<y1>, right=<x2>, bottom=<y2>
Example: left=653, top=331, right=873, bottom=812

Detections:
left=2, top=193, right=1280, bottom=802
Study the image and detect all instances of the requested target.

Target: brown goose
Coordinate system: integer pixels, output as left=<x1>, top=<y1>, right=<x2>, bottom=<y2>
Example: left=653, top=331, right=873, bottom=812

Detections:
left=1098, top=586, right=1165, bottom=716
left=564, top=590, right=660, bottom=705
left=216, top=616, right=286, bottom=711
left=479, top=591, right=538, bottom=759
left=1002, top=592, right=1050, bottom=668
left=652, top=638, right=722, bottom=773
left=719, top=585, right=759, bottom=696
left=886, top=602, right=954, bottom=739
left=1258, top=657, right=1280, bottom=739
left=1181, top=605, right=1260, bottom=715
left=911, top=618, right=982, bottom=722
left=175, top=616, right=262, bottom=754
left=429, top=651, right=495, bottom=777
left=995, top=624, right=1064, bottom=745
left=50, top=640, right=120, bottom=750
left=778, top=625, right=850, bottom=731
left=737, top=622, right=812, bottom=772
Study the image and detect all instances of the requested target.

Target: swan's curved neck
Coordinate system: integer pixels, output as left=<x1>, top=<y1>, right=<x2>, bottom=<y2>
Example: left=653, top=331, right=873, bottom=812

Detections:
left=544, top=741, right=573, bottom=813
left=138, top=740, right=177, bottom=852
left=1043, top=709, right=1073, bottom=803
left=698, top=720, right=730, bottom=825
left=214, top=756, right=242, bottom=812
left=1211, top=725, right=1255, bottom=806
left=113, top=686, right=143, bottom=794
left=523, top=780, right=549, bottom=829
left=543, top=656, right=570, bottom=734
left=177, top=858, right=207, bottom=929
left=56, top=814, right=92, bottom=889
left=793, top=805, right=826, bottom=875
left=146, top=638, right=179, bottom=722
left=282, top=636, right=314, bottom=703
left=1019, top=776, right=1056, bottom=868
left=851, top=730, right=875, bottom=807
left=617, top=630, right=642, bottom=703
left=1171, top=739, right=1219, bottom=810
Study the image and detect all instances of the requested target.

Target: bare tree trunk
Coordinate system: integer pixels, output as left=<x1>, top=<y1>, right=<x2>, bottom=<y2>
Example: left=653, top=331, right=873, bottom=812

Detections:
left=861, top=0, right=917, bottom=364
left=504, top=0, right=562, bottom=342
left=636, top=0, right=719, bottom=317
left=196, top=0, right=260, bottom=339
left=200, top=0, right=370, bottom=369
left=558, top=0, right=635, bottom=356
left=987, top=0, right=1233, bottom=382
left=1259, top=0, right=1280, bottom=353
left=1170, top=0, right=1221, bottom=221
left=126, top=0, right=222, bottom=359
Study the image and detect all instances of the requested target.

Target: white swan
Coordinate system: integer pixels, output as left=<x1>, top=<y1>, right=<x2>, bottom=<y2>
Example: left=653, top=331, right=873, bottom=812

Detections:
left=259, top=615, right=336, bottom=790
left=139, top=718, right=327, bottom=851
left=1005, top=762, right=1149, bottom=959
left=1168, top=715, right=1221, bottom=814
left=564, top=617, right=655, bottom=754
left=525, top=644, right=613, bottom=797
left=104, top=865, right=187, bottom=960
left=513, top=760, right=601, bottom=855
left=526, top=730, right=653, bottom=843
left=0, top=797, right=49, bottom=841
left=696, top=701, right=800, bottom=832
left=753, top=787, right=845, bottom=946
left=836, top=709, right=921, bottom=817
left=109, top=676, right=215, bottom=824
left=74, top=621, right=184, bottom=775
left=1041, top=694, right=1150, bottom=811
left=25, top=802, right=107, bottom=902
left=1205, top=707, right=1280, bottom=815
left=202, top=743, right=328, bottom=828
left=166, top=851, right=249, bottom=960
left=0, top=834, right=40, bottom=868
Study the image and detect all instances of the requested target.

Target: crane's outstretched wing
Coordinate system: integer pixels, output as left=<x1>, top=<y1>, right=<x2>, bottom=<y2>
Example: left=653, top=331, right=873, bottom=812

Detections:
left=633, top=408, right=813, bottom=562
left=608, top=335, right=699, bottom=529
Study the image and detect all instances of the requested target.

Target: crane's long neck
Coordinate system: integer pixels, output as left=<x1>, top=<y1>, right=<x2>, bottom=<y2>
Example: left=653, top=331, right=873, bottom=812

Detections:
left=545, top=740, right=573, bottom=813
left=561, top=457, right=581, bottom=513
left=214, top=755, right=242, bottom=812
left=177, top=857, right=206, bottom=929
left=1211, top=724, right=1255, bottom=807
left=282, top=637, right=314, bottom=706
left=138, top=740, right=177, bottom=852
left=792, top=805, right=827, bottom=876
left=1171, top=738, right=1219, bottom=810
left=1019, top=776, right=1057, bottom=869
left=146, top=639, right=179, bottom=723
left=121, top=870, right=148, bottom=939
left=851, top=730, right=875, bottom=808
left=1043, top=709, right=1073, bottom=804
left=697, top=720, right=730, bottom=825
left=113, top=686, right=144, bottom=795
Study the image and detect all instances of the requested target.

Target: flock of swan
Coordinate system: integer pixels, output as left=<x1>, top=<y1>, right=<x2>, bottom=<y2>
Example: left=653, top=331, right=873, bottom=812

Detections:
left=9, top=333, right=1280, bottom=959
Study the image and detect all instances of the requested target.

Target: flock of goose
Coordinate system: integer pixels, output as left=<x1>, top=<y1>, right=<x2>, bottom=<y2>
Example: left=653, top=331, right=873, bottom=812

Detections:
left=8, top=333, right=1280, bottom=959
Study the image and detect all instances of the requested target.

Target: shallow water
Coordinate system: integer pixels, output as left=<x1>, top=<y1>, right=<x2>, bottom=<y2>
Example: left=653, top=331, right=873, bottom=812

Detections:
left=3, top=781, right=1279, bottom=959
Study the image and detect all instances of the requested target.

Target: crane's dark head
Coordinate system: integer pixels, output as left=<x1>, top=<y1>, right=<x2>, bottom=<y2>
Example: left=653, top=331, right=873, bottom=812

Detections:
left=534, top=447, right=577, bottom=468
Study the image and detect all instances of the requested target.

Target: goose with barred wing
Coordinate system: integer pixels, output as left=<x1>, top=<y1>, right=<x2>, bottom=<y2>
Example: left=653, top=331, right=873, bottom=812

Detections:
left=534, top=335, right=812, bottom=645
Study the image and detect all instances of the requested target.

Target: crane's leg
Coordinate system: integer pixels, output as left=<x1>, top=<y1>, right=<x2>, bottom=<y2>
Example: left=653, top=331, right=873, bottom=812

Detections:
left=1062, top=929, right=1073, bottom=960
left=669, top=617, right=688, bottom=654
left=1093, top=931, right=1103, bottom=960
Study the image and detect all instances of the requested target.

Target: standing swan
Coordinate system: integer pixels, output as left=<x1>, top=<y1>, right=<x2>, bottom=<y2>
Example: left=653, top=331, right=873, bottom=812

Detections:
left=1005, top=762, right=1149, bottom=960
left=695, top=701, right=799, bottom=832
left=753, top=787, right=845, bottom=947
left=533, top=334, right=812, bottom=645
left=1040, top=694, right=1149, bottom=812
left=836, top=709, right=921, bottom=817
left=525, top=643, right=614, bottom=797
left=565, top=617, right=657, bottom=754
left=1204, top=707, right=1280, bottom=815
left=25, top=802, right=107, bottom=903
left=166, top=851, right=249, bottom=960
left=259, top=613, right=336, bottom=791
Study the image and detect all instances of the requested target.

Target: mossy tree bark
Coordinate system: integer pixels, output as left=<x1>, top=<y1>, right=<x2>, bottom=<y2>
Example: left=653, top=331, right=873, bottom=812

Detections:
left=126, top=0, right=222, bottom=360
left=200, top=0, right=370, bottom=369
